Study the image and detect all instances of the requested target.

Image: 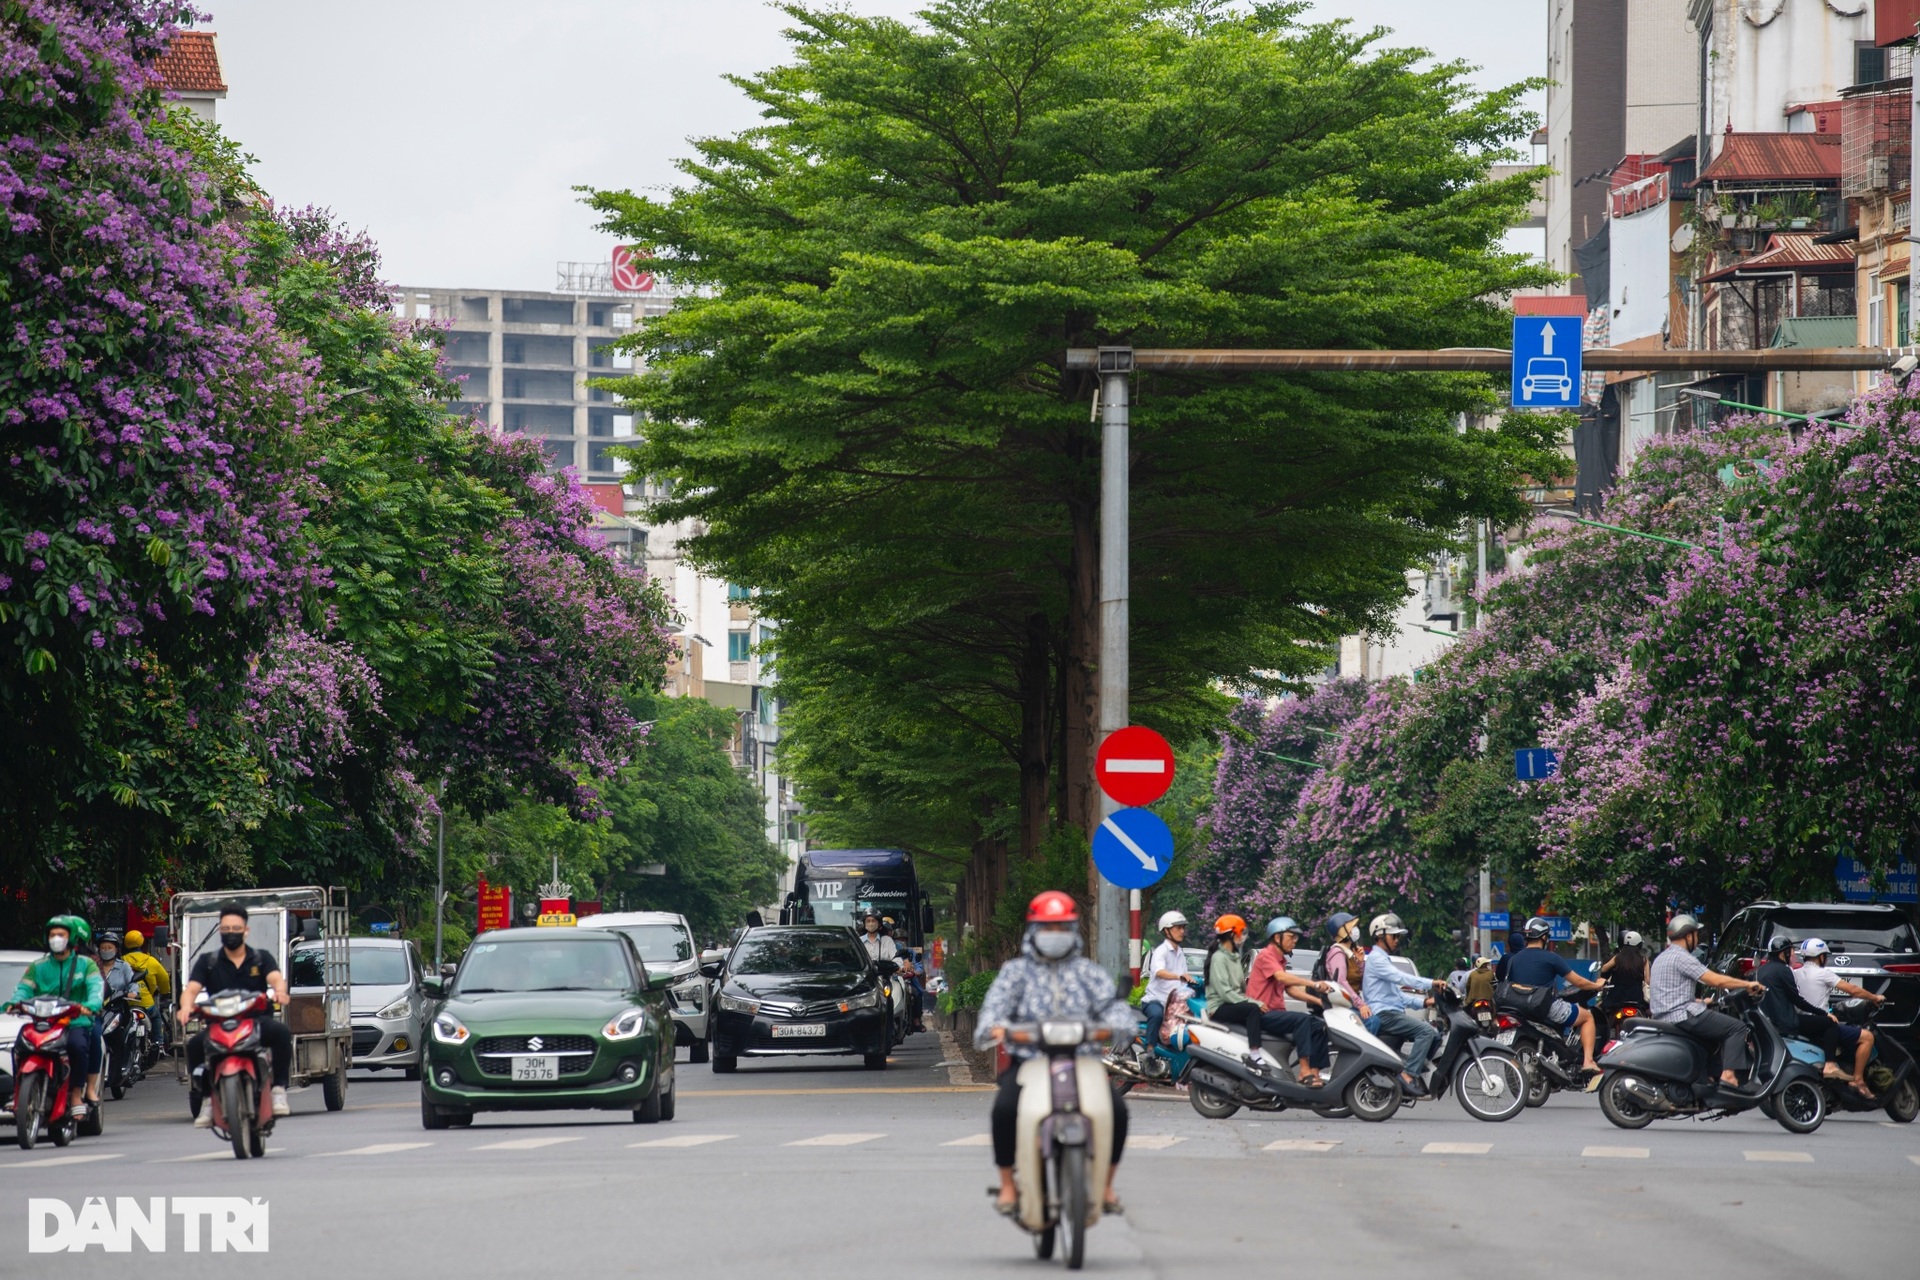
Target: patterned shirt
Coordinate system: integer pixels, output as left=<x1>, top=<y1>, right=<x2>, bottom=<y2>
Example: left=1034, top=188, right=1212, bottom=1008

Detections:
left=975, top=939, right=1136, bottom=1060
left=1649, top=943, right=1709, bottom=1020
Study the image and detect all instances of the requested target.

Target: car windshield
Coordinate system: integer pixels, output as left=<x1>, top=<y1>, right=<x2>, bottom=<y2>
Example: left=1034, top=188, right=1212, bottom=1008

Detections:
left=608, top=924, right=693, bottom=965
left=349, top=946, right=410, bottom=986
left=1770, top=916, right=1920, bottom=954
left=288, top=946, right=324, bottom=988
left=454, top=939, right=634, bottom=994
left=0, top=961, right=27, bottom=999
left=730, top=934, right=866, bottom=976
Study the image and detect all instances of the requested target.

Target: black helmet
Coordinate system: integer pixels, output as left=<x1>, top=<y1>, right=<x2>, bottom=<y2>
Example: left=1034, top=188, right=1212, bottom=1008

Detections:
left=1766, top=933, right=1794, bottom=958
left=96, top=929, right=123, bottom=950
left=1523, top=916, right=1553, bottom=941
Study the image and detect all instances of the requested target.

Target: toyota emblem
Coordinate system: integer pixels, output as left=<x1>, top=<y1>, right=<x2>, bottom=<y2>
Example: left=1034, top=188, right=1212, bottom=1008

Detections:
left=528, top=1035, right=544, bottom=1051
left=1832, top=956, right=1850, bottom=967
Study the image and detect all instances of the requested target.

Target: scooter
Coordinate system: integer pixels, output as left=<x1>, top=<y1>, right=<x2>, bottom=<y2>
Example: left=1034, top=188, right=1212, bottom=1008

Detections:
left=1104, top=993, right=1204, bottom=1091
left=9, top=996, right=103, bottom=1149
left=1410, top=986, right=1529, bottom=1121
left=1002, top=1020, right=1114, bottom=1271
left=1179, top=990, right=1408, bottom=1123
left=1595, top=990, right=1826, bottom=1133
left=99, top=996, right=149, bottom=1099
left=1499, top=983, right=1599, bottom=1107
left=197, top=989, right=279, bottom=1160
left=1790, top=998, right=1919, bottom=1123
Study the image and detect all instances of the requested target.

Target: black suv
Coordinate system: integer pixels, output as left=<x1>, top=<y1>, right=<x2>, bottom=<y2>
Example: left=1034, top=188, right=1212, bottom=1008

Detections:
left=1710, top=901, right=1920, bottom=1047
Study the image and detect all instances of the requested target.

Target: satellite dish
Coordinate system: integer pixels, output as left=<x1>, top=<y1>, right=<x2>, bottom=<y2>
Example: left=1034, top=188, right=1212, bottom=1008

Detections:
left=1670, top=223, right=1696, bottom=254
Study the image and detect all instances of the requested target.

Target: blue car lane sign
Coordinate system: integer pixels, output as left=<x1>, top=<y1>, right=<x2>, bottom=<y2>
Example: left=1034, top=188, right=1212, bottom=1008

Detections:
left=1511, top=316, right=1582, bottom=409
left=1092, top=808, right=1175, bottom=890
left=1514, top=747, right=1559, bottom=780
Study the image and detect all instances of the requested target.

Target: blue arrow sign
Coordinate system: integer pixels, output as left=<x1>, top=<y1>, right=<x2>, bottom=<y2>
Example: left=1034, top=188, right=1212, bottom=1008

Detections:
left=1511, top=316, right=1583, bottom=409
left=1514, top=747, right=1559, bottom=780
left=1092, top=808, right=1174, bottom=890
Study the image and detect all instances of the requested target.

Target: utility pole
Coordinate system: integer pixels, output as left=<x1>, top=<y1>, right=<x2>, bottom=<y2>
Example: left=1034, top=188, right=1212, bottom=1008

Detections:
left=1096, top=347, right=1132, bottom=978
left=1476, top=512, right=1492, bottom=961
left=434, top=778, right=446, bottom=972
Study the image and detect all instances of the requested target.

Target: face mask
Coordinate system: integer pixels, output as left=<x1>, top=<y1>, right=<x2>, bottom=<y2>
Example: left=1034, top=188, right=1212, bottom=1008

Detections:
left=1033, top=930, right=1076, bottom=960
left=48, top=935, right=68, bottom=955
left=99, top=950, right=116, bottom=963
left=220, top=932, right=246, bottom=951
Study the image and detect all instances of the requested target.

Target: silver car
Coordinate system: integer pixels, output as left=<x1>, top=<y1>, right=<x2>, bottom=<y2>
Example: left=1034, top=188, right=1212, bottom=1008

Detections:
left=0, top=949, right=41, bottom=1112
left=291, top=935, right=425, bottom=1079
left=575, top=911, right=709, bottom=1062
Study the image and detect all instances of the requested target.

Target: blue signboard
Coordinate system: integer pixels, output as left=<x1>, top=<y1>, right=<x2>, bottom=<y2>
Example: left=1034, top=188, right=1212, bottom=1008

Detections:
left=1477, top=912, right=1510, bottom=931
left=1542, top=915, right=1574, bottom=943
left=1835, top=856, right=1919, bottom=903
left=1092, top=808, right=1175, bottom=890
left=1514, top=747, right=1560, bottom=780
left=1511, top=316, right=1583, bottom=409
left=367, top=921, right=394, bottom=934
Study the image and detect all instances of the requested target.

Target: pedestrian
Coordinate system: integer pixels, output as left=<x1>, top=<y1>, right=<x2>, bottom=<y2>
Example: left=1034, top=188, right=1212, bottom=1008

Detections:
left=1361, top=913, right=1440, bottom=1096
left=1648, top=914, right=1764, bottom=1088
left=1244, top=916, right=1334, bottom=1087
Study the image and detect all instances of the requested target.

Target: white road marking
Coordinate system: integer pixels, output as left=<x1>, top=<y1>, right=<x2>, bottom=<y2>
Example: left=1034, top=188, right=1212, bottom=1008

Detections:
left=785, top=1133, right=885, bottom=1147
left=941, top=1134, right=994, bottom=1147
left=1127, top=1135, right=1185, bottom=1150
left=1264, top=1139, right=1340, bottom=1152
left=629, top=1134, right=737, bottom=1149
left=312, top=1142, right=435, bottom=1157
left=1909, top=1154, right=1920, bottom=1167
left=1422, top=1142, right=1491, bottom=1155
left=0, top=1153, right=123, bottom=1169
left=474, top=1136, right=583, bottom=1151
left=1743, top=1150, right=1814, bottom=1163
left=152, top=1149, right=286, bottom=1164
left=1582, top=1146, right=1649, bottom=1159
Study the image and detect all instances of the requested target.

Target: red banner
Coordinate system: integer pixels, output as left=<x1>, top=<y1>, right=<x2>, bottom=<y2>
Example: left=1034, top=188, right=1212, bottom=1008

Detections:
left=477, top=878, right=513, bottom=934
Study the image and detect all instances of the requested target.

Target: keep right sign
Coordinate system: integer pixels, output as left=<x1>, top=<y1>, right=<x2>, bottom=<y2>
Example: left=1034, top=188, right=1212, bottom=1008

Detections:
left=1096, top=726, right=1175, bottom=807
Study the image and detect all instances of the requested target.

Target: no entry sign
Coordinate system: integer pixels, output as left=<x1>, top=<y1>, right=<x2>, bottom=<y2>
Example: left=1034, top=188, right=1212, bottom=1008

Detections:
left=1096, top=726, right=1175, bottom=807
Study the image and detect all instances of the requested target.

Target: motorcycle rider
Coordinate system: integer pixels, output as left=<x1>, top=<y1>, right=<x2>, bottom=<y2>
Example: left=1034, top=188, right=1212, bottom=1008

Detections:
left=1794, top=937, right=1886, bottom=1097
left=1136, top=911, right=1192, bottom=1061
left=9, top=915, right=105, bottom=1120
left=1244, top=916, right=1335, bottom=1087
left=1202, top=915, right=1270, bottom=1069
left=177, top=903, right=294, bottom=1124
left=1648, top=914, right=1764, bottom=1088
left=1361, top=913, right=1440, bottom=1096
left=1753, top=934, right=1853, bottom=1082
left=1505, top=916, right=1605, bottom=1078
left=977, top=890, right=1135, bottom=1216
left=121, top=929, right=171, bottom=1051
left=1321, top=912, right=1371, bottom=1020
left=93, top=931, right=141, bottom=1086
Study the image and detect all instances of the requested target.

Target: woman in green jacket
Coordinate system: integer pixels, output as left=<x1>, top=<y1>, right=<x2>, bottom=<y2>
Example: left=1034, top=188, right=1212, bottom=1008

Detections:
left=1202, top=914, right=1269, bottom=1069
left=10, top=915, right=105, bottom=1117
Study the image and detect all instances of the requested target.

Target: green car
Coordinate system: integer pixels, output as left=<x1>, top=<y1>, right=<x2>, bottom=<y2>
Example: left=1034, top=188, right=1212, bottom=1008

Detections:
left=418, top=927, right=677, bottom=1129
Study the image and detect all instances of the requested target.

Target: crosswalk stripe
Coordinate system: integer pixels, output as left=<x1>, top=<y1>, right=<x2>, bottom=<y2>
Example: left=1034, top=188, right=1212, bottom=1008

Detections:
left=1744, top=1150, right=1814, bottom=1163
left=312, top=1142, right=434, bottom=1157
left=1422, top=1142, right=1491, bottom=1155
left=0, top=1153, right=123, bottom=1169
left=785, top=1133, right=885, bottom=1147
left=1582, top=1146, right=1649, bottom=1159
left=152, top=1149, right=285, bottom=1164
left=1264, top=1139, right=1340, bottom=1152
left=942, top=1134, right=994, bottom=1147
left=1127, top=1135, right=1185, bottom=1150
left=629, top=1134, right=737, bottom=1149
left=1908, top=1154, right=1920, bottom=1167
left=473, top=1136, right=583, bottom=1151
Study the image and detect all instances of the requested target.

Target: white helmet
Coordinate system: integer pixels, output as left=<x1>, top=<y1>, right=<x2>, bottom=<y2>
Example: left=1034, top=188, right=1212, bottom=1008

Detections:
left=1799, top=937, right=1830, bottom=961
left=1369, top=912, right=1409, bottom=939
left=1157, top=910, right=1188, bottom=933
left=1621, top=930, right=1644, bottom=948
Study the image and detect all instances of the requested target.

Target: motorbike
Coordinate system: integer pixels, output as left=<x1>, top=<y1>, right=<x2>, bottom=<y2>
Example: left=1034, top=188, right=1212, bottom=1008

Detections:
left=1409, top=986, right=1529, bottom=1121
left=1595, top=989, right=1827, bottom=1134
left=1104, top=994, right=1202, bottom=1092
left=196, top=988, right=279, bottom=1160
left=1789, top=997, right=1919, bottom=1123
left=1002, top=1020, right=1115, bottom=1271
left=1498, top=983, right=1598, bottom=1107
left=1178, top=989, right=1408, bottom=1123
left=10, top=996, right=103, bottom=1149
left=99, top=996, right=150, bottom=1099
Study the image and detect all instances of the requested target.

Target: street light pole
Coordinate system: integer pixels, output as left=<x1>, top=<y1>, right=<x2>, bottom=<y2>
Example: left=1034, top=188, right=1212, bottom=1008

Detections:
left=434, top=778, right=446, bottom=973
left=1096, top=347, right=1132, bottom=979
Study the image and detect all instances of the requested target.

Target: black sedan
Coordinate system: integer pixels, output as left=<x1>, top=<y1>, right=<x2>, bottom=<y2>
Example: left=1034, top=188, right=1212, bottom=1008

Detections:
left=705, top=927, right=897, bottom=1072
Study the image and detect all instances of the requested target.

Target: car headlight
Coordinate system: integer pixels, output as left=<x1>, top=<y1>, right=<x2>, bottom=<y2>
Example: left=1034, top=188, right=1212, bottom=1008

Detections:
left=670, top=981, right=704, bottom=1009
left=603, top=1008, right=648, bottom=1041
left=430, top=1013, right=469, bottom=1045
left=717, top=992, right=761, bottom=1015
left=845, top=987, right=882, bottom=1011
left=374, top=997, right=411, bottom=1022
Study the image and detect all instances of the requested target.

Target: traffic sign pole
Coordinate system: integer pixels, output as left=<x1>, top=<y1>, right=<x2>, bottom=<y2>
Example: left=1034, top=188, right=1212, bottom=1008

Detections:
left=1095, top=347, right=1132, bottom=980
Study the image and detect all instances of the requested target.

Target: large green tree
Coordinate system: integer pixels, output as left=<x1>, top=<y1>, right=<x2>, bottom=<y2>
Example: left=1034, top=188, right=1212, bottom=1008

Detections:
left=587, top=0, right=1556, bottom=930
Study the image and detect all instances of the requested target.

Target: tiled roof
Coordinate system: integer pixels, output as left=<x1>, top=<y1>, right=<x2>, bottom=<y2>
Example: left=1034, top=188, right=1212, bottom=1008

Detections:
left=1702, top=232, right=1857, bottom=281
left=1772, top=316, right=1858, bottom=349
left=154, top=32, right=225, bottom=95
left=1698, top=133, right=1841, bottom=184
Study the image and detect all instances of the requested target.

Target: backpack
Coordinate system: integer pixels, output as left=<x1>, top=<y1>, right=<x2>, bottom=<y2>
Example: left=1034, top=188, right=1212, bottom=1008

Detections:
left=1495, top=980, right=1558, bottom=1022
left=1309, top=949, right=1330, bottom=984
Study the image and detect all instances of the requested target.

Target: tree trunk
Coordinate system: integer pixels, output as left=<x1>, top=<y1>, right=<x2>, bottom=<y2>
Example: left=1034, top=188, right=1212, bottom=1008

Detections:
left=1018, top=611, right=1053, bottom=864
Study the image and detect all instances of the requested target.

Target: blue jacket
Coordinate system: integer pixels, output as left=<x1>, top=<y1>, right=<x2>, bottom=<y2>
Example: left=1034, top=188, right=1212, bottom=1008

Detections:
left=1362, top=944, right=1433, bottom=1014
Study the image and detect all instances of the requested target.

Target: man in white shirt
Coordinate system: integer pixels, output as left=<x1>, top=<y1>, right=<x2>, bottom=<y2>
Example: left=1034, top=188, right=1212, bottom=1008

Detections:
left=1793, top=937, right=1885, bottom=1093
left=1138, top=911, right=1191, bottom=1057
left=859, top=912, right=898, bottom=964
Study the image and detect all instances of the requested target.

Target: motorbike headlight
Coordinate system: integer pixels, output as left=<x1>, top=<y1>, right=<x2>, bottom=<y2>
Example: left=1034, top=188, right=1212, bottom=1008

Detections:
left=430, top=1013, right=469, bottom=1045
left=603, top=1008, right=648, bottom=1041
left=845, top=987, right=881, bottom=1011
left=717, top=992, right=761, bottom=1015
left=374, top=997, right=411, bottom=1022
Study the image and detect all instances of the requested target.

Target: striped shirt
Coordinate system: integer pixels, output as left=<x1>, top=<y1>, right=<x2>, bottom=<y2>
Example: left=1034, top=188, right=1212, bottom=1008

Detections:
left=1649, top=943, right=1709, bottom=1020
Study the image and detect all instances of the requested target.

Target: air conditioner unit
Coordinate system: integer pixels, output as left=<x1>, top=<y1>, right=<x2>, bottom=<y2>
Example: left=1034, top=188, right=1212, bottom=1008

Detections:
left=1424, top=567, right=1460, bottom=623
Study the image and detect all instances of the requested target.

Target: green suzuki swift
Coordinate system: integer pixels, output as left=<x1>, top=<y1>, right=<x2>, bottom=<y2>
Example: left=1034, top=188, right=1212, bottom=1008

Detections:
left=419, top=928, right=676, bottom=1128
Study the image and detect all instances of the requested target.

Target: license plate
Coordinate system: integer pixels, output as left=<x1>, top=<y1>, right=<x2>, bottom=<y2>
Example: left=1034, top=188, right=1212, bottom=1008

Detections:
left=770, top=1024, right=826, bottom=1038
left=511, top=1055, right=559, bottom=1081
left=1496, top=1030, right=1516, bottom=1045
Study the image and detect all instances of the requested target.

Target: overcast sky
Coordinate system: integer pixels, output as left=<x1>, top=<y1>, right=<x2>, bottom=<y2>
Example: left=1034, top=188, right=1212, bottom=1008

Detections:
left=197, top=1, right=1545, bottom=291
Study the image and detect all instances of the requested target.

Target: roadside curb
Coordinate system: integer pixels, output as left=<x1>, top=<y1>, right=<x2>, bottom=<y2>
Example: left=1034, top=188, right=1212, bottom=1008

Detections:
left=937, top=1027, right=984, bottom=1084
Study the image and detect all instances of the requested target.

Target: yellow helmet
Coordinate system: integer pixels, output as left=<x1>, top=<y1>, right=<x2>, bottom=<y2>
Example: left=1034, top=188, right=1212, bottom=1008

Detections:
left=124, top=929, right=145, bottom=949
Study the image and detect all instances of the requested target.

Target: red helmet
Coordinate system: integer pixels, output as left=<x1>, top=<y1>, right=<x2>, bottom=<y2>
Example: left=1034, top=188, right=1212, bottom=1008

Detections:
left=1027, top=891, right=1079, bottom=924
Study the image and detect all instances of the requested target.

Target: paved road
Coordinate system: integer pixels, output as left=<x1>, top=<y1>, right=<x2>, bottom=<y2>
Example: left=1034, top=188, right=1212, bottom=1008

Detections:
left=4, top=1034, right=1917, bottom=1275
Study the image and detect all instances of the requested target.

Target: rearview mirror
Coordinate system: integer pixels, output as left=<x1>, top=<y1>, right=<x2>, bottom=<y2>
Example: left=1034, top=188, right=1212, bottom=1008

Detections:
left=699, top=961, right=723, bottom=980
left=420, top=976, right=446, bottom=999
left=647, top=971, right=675, bottom=991
left=876, top=959, right=899, bottom=977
